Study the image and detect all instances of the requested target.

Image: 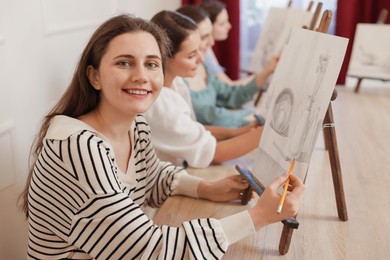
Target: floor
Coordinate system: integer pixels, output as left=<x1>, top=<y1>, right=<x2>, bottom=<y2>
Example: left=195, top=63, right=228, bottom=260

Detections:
left=274, top=84, right=390, bottom=259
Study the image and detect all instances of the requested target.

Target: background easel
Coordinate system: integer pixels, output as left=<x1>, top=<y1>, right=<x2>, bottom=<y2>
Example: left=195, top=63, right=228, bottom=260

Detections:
left=253, top=2, right=323, bottom=107
left=306, top=1, right=314, bottom=12
left=278, top=10, right=348, bottom=255
left=308, top=2, right=322, bottom=30
left=353, top=8, right=389, bottom=93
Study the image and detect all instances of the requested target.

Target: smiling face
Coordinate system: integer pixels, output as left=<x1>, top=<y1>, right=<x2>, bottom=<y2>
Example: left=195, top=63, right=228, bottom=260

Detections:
left=213, top=9, right=231, bottom=41
left=166, top=30, right=202, bottom=78
left=87, top=31, right=164, bottom=119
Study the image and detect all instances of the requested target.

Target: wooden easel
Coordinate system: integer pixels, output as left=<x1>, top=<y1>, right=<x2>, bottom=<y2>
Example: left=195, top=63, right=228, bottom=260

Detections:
left=377, top=8, right=389, bottom=24
left=308, top=2, right=322, bottom=30
left=278, top=10, right=349, bottom=255
left=354, top=8, right=389, bottom=93
left=253, top=2, right=323, bottom=107
left=288, top=0, right=314, bottom=11
left=306, top=1, right=314, bottom=12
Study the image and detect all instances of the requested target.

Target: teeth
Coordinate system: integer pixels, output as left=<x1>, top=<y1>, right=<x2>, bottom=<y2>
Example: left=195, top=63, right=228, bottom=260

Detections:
left=125, top=89, right=148, bottom=95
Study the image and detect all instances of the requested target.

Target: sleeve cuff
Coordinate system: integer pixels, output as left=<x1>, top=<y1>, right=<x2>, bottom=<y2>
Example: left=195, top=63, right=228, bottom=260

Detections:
left=219, top=210, right=256, bottom=245
left=171, top=171, right=202, bottom=198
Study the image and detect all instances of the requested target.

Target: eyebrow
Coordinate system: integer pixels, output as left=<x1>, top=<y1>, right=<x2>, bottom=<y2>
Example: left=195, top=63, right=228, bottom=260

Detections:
left=113, top=54, right=162, bottom=60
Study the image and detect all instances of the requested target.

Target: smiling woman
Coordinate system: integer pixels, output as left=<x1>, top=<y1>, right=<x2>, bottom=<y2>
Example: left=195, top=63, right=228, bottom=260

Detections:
left=18, top=13, right=304, bottom=260
left=84, top=32, right=164, bottom=125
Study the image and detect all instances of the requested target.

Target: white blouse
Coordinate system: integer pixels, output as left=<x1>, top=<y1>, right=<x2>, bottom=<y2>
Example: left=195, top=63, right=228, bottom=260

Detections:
left=143, top=82, right=217, bottom=168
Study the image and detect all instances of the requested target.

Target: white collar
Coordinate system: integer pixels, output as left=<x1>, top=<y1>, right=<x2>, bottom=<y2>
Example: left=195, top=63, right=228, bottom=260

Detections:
left=45, top=115, right=99, bottom=140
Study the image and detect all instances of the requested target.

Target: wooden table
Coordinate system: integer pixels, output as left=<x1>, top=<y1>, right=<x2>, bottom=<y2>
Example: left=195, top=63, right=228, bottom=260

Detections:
left=153, top=164, right=290, bottom=259
left=152, top=147, right=338, bottom=259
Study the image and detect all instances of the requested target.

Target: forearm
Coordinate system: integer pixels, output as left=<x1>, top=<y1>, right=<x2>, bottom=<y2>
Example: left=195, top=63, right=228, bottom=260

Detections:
left=255, top=56, right=278, bottom=89
left=205, top=125, right=236, bottom=140
left=206, top=124, right=255, bottom=141
left=255, top=70, right=270, bottom=90
left=234, top=74, right=256, bottom=85
left=216, top=72, right=255, bottom=86
left=196, top=180, right=256, bottom=245
left=248, top=205, right=272, bottom=231
left=212, top=127, right=262, bottom=164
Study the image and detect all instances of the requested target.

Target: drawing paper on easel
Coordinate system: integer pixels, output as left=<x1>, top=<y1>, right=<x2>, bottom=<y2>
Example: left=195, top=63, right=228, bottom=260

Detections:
left=347, top=24, right=390, bottom=80
left=249, top=7, right=312, bottom=72
left=252, top=28, right=348, bottom=186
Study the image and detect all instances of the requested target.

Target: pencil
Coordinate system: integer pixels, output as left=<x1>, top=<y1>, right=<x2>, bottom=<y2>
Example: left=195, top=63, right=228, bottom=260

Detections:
left=277, top=159, right=295, bottom=214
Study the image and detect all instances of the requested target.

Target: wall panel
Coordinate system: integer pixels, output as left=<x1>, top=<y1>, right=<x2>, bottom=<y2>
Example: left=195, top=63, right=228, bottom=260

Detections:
left=0, top=121, right=16, bottom=190
left=41, top=0, right=117, bottom=35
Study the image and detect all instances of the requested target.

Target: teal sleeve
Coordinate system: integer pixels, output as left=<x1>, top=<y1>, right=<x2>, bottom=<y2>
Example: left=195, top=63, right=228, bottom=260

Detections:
left=208, top=72, right=258, bottom=108
left=187, top=68, right=258, bottom=127
left=194, top=105, right=253, bottom=128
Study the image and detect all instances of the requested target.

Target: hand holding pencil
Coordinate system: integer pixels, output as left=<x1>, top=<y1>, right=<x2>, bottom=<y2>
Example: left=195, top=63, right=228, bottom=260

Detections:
left=277, top=159, right=296, bottom=214
left=248, top=167, right=305, bottom=231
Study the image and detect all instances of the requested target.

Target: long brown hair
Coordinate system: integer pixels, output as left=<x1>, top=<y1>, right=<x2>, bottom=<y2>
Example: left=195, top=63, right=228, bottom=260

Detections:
left=151, top=10, right=198, bottom=58
left=176, top=5, right=209, bottom=25
left=19, top=14, right=170, bottom=217
left=199, top=0, right=226, bottom=24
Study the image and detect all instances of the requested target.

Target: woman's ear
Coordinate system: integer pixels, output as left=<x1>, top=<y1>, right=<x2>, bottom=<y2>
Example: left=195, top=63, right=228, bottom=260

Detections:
left=87, top=65, right=101, bottom=90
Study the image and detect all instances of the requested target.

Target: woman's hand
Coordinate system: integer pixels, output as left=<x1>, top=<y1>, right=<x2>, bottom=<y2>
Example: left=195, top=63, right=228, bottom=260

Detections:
left=255, top=55, right=279, bottom=89
left=263, top=55, right=279, bottom=75
left=197, top=175, right=251, bottom=202
left=232, top=122, right=260, bottom=136
left=249, top=173, right=305, bottom=231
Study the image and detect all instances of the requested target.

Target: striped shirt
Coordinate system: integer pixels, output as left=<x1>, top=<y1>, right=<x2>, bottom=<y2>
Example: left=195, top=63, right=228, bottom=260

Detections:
left=27, top=115, right=254, bottom=259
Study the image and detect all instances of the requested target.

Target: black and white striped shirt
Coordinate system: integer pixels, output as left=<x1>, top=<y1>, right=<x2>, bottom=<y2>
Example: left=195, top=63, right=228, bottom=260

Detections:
left=27, top=115, right=254, bottom=259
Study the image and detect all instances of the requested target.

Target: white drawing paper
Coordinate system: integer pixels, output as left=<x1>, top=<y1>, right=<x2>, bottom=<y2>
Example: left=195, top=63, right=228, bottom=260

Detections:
left=347, top=23, right=390, bottom=80
left=249, top=7, right=313, bottom=72
left=252, top=28, right=348, bottom=186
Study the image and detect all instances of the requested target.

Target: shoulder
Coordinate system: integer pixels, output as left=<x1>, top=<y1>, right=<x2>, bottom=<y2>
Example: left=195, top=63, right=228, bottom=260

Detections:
left=144, top=88, right=191, bottom=119
left=43, top=121, right=113, bottom=163
left=46, top=115, right=98, bottom=140
left=134, top=115, right=155, bottom=141
left=134, top=115, right=151, bottom=132
left=158, top=87, right=187, bottom=105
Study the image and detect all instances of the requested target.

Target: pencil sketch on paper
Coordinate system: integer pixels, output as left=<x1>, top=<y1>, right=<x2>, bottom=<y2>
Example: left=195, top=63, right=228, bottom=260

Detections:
left=347, top=24, right=390, bottom=80
left=270, top=88, right=294, bottom=137
left=251, top=28, right=348, bottom=186
left=272, top=54, right=329, bottom=163
left=249, top=7, right=312, bottom=72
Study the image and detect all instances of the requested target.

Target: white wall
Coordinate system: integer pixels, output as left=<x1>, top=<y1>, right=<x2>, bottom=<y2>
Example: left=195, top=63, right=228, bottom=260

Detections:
left=0, top=0, right=180, bottom=259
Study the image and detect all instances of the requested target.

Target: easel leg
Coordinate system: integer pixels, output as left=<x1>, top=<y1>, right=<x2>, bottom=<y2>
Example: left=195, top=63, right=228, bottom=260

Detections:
left=254, top=91, right=264, bottom=107
left=354, top=78, right=363, bottom=93
left=323, top=103, right=348, bottom=221
left=279, top=224, right=294, bottom=255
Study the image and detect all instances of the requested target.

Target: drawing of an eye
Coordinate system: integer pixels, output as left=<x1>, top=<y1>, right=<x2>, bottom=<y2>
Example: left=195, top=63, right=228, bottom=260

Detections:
left=270, top=88, right=294, bottom=137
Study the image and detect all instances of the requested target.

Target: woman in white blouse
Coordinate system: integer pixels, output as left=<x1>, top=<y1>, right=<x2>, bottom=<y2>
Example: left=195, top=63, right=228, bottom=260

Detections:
left=144, top=10, right=264, bottom=168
